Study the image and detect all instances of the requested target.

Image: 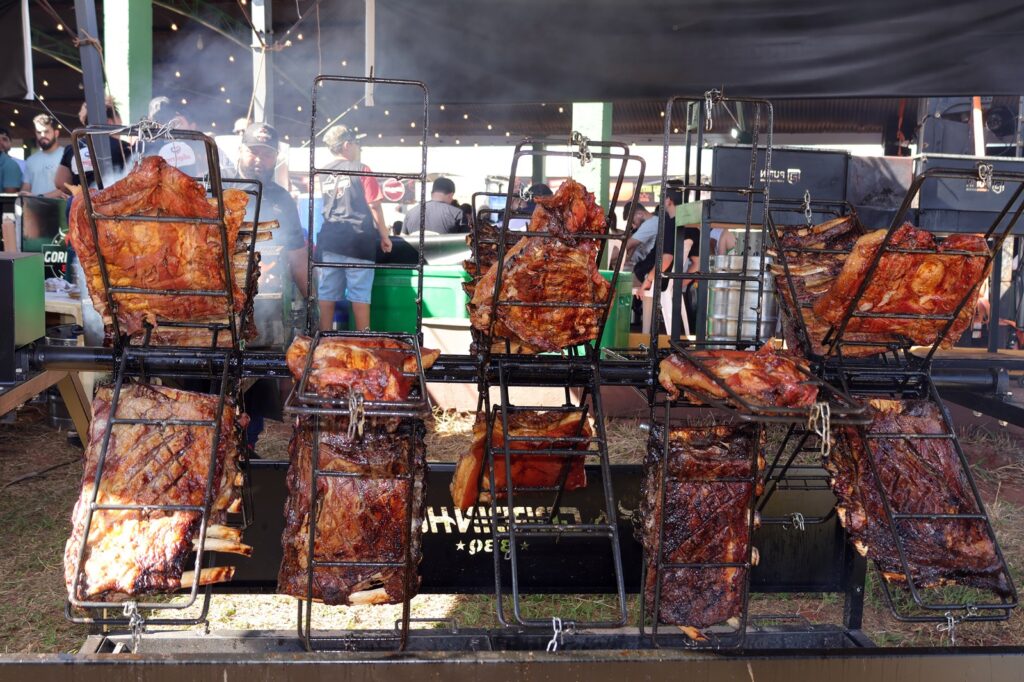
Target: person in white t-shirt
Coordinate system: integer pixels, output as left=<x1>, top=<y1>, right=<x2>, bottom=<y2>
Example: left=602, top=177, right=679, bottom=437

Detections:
left=20, top=114, right=64, bottom=197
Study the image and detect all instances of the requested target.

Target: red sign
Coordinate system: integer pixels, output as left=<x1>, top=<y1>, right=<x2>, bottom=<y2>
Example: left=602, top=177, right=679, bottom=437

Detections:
left=382, top=178, right=406, bottom=202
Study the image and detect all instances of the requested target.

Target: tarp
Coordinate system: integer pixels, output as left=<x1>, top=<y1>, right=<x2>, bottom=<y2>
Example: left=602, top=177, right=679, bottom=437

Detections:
left=375, top=0, right=1024, bottom=103
left=0, top=0, right=33, bottom=100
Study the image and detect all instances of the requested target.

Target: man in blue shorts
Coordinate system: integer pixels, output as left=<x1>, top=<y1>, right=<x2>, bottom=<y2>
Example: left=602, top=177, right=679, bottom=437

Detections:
left=317, top=125, right=391, bottom=330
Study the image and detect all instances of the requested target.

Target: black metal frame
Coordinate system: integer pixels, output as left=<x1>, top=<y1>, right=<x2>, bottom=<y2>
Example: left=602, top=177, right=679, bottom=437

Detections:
left=638, top=410, right=762, bottom=649
left=65, top=347, right=236, bottom=627
left=832, top=368, right=1019, bottom=623
left=304, top=75, right=428, bottom=334
left=70, top=125, right=259, bottom=352
left=650, top=93, right=775, bottom=348
left=821, top=166, right=1024, bottom=369
left=286, top=75, right=432, bottom=653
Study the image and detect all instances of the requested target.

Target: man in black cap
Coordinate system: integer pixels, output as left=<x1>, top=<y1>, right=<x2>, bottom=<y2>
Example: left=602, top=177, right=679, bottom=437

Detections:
left=316, top=124, right=391, bottom=331
left=401, top=176, right=466, bottom=235
left=237, top=122, right=309, bottom=310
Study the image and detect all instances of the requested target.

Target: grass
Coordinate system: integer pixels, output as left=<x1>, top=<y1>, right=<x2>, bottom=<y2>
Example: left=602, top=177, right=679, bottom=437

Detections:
left=3, top=404, right=1024, bottom=653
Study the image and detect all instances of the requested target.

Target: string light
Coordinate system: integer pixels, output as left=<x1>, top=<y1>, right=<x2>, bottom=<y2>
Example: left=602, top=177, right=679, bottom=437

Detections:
left=297, top=105, right=302, bottom=112
left=297, top=33, right=304, bottom=40
left=455, top=139, right=460, bottom=145
left=384, top=109, right=389, bottom=116
left=660, top=111, right=665, bottom=117
left=284, top=135, right=290, bottom=140
left=558, top=106, right=564, bottom=113
left=473, top=142, right=478, bottom=147
left=220, top=86, right=226, bottom=92
left=353, top=127, right=359, bottom=132
left=181, top=98, right=188, bottom=104
left=377, top=133, right=382, bottom=139
left=399, top=137, right=405, bottom=143
left=487, top=124, right=492, bottom=130
left=225, top=98, right=231, bottom=104
left=170, top=23, right=178, bottom=31
left=505, top=131, right=510, bottom=137
left=410, top=121, right=416, bottom=128
left=8, top=121, right=14, bottom=127
left=56, top=23, right=63, bottom=31
left=352, top=104, right=358, bottom=110
left=434, top=132, right=439, bottom=138
left=12, top=109, right=17, bottom=114
left=211, top=121, right=217, bottom=127
left=42, top=80, right=49, bottom=87
left=673, top=127, right=679, bottom=133
left=439, top=104, right=445, bottom=111
left=229, top=55, right=235, bottom=62
left=38, top=95, right=43, bottom=100
left=462, top=113, right=468, bottom=120
left=284, top=39, right=292, bottom=47
left=175, top=71, right=181, bottom=78
left=341, top=60, right=347, bottom=66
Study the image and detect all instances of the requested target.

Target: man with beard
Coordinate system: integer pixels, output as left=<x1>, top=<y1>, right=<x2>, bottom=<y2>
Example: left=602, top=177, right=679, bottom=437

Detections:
left=237, top=122, right=309, bottom=453
left=21, top=114, right=64, bottom=196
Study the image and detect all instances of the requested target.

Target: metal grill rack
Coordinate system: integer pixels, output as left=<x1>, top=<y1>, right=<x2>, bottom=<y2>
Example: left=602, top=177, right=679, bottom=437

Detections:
left=468, top=139, right=645, bottom=632
left=70, top=126, right=260, bottom=351
left=831, top=368, right=1019, bottom=624
left=285, top=75, right=432, bottom=652
left=820, top=166, right=1024, bottom=368
left=65, top=346, right=237, bottom=629
left=638, top=409, right=763, bottom=649
left=649, top=92, right=775, bottom=347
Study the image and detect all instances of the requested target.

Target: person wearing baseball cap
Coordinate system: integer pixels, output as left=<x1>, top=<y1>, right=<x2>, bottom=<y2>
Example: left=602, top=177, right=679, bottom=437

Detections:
left=401, top=176, right=467, bottom=235
left=316, top=124, right=391, bottom=331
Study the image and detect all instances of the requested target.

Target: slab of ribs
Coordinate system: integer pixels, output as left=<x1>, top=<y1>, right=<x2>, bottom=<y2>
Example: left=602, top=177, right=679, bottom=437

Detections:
left=278, top=416, right=426, bottom=605
left=279, top=334, right=431, bottom=605
left=829, top=399, right=1010, bottom=595
left=769, top=216, right=899, bottom=358
left=450, top=410, right=590, bottom=511
left=285, top=334, right=439, bottom=402
left=812, top=224, right=990, bottom=349
left=640, top=424, right=762, bottom=635
left=64, top=384, right=249, bottom=602
left=469, top=179, right=611, bottom=353
left=658, top=343, right=818, bottom=409
left=68, top=155, right=258, bottom=347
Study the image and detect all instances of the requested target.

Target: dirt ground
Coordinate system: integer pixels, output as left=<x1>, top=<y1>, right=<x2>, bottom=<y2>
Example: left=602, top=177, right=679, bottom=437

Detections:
left=1, top=403, right=1022, bottom=653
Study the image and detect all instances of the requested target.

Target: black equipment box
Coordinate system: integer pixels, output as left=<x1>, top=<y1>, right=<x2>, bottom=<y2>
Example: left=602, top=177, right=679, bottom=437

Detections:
left=916, top=154, right=1024, bottom=233
left=710, top=145, right=850, bottom=224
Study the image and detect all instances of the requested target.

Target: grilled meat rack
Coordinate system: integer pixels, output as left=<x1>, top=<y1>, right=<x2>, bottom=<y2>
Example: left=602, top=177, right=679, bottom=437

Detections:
left=281, top=75, right=432, bottom=652
left=468, top=138, right=646, bottom=630
left=64, top=125, right=262, bottom=628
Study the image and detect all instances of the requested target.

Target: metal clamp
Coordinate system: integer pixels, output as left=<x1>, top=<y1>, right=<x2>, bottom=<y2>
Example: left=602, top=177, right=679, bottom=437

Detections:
left=347, top=391, right=366, bottom=439
left=788, top=512, right=806, bottom=531
left=937, top=606, right=979, bottom=646
left=569, top=131, right=592, bottom=167
left=802, top=189, right=814, bottom=226
left=808, top=401, right=831, bottom=457
left=122, top=601, right=145, bottom=653
left=978, top=162, right=994, bottom=191
left=546, top=616, right=564, bottom=652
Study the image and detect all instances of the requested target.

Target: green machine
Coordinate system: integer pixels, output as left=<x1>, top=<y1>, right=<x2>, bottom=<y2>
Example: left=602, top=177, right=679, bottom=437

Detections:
left=0, top=253, right=45, bottom=382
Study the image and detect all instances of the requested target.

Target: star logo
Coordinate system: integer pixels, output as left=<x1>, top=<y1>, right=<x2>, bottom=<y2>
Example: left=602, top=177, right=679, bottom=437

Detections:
left=455, top=541, right=466, bottom=551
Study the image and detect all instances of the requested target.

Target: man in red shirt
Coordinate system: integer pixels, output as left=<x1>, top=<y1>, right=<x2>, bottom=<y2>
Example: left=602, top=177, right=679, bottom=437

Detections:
left=317, top=125, right=391, bottom=331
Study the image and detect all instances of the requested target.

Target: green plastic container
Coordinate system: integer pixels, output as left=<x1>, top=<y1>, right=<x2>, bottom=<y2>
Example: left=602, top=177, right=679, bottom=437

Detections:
left=368, top=265, right=631, bottom=349
left=369, top=265, right=470, bottom=333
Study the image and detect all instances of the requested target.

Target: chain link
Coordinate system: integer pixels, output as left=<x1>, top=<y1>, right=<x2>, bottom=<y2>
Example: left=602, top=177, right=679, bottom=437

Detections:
left=704, top=89, right=722, bottom=131
left=802, top=189, right=814, bottom=226
left=347, top=391, right=365, bottom=439
left=569, top=131, right=592, bottom=167
left=937, top=607, right=979, bottom=646
left=546, top=616, right=564, bottom=652
left=978, top=162, right=994, bottom=191
left=808, top=401, right=831, bottom=458
left=122, top=601, right=145, bottom=653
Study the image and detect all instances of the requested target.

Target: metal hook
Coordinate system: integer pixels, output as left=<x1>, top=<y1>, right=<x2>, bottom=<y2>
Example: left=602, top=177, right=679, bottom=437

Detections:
left=789, top=512, right=806, bottom=531
left=938, top=606, right=978, bottom=646
left=704, top=89, right=722, bottom=131
left=978, top=162, right=994, bottom=191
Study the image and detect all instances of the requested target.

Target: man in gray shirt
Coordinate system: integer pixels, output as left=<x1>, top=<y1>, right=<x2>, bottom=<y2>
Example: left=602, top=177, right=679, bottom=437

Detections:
left=622, top=201, right=661, bottom=273
left=402, top=176, right=466, bottom=234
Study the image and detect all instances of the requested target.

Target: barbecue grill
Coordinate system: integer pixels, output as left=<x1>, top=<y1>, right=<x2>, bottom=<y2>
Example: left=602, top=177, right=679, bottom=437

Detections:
left=1, top=79, right=1023, bottom=676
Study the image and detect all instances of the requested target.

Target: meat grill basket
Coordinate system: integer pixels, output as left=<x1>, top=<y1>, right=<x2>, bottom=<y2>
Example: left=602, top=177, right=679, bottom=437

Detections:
left=819, top=165, right=1024, bottom=370
left=68, top=125, right=262, bottom=352
left=464, top=139, right=646, bottom=631
left=639, top=410, right=763, bottom=649
left=285, top=74, right=432, bottom=652
left=64, top=349, right=240, bottom=629
left=830, top=368, right=1019, bottom=624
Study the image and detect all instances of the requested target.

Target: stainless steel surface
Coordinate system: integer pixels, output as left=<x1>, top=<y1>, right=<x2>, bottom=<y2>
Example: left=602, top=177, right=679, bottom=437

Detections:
left=707, top=255, right=777, bottom=341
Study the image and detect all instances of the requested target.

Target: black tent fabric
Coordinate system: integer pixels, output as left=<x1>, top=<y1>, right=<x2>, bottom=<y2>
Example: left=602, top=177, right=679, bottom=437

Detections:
left=0, top=0, right=30, bottom=100
left=376, top=0, right=1024, bottom=103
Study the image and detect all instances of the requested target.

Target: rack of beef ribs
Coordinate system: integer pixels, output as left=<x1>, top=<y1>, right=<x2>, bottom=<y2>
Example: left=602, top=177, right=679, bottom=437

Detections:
left=827, top=379, right=1017, bottom=622
left=640, top=421, right=763, bottom=645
